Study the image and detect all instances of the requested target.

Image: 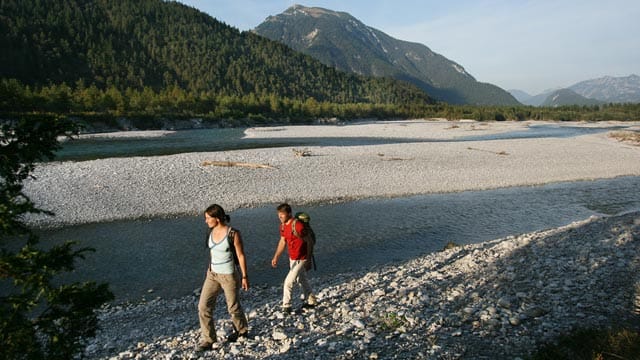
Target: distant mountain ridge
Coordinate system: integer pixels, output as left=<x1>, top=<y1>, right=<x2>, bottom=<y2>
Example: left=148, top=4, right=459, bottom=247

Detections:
left=570, top=75, right=640, bottom=103
left=541, top=89, right=603, bottom=107
left=510, top=74, right=640, bottom=106
left=254, top=5, right=519, bottom=106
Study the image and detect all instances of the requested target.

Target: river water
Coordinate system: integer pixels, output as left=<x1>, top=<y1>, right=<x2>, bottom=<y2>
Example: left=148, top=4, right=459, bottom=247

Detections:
left=54, top=123, right=624, bottom=161
left=37, top=176, right=640, bottom=303
left=32, top=123, right=639, bottom=303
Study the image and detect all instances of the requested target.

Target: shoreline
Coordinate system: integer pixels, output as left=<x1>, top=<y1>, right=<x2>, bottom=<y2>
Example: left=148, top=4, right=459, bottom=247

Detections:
left=23, top=120, right=640, bottom=227
left=19, top=119, right=639, bottom=358
left=85, top=210, right=640, bottom=359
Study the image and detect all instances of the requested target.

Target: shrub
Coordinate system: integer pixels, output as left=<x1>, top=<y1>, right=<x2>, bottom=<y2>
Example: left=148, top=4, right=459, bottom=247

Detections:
left=0, top=116, right=114, bottom=359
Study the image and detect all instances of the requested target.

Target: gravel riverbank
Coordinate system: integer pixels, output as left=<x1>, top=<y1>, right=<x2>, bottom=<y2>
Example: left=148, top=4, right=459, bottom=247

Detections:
left=19, top=120, right=640, bottom=358
left=84, top=211, right=640, bottom=359
left=24, top=120, right=640, bottom=227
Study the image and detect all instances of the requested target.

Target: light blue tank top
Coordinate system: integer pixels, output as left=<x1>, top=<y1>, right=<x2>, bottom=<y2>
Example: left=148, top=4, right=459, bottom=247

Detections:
left=209, top=229, right=235, bottom=274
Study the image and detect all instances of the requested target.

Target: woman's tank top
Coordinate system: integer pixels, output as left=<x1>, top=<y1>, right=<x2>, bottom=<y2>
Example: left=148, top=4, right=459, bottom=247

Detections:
left=209, top=228, right=235, bottom=274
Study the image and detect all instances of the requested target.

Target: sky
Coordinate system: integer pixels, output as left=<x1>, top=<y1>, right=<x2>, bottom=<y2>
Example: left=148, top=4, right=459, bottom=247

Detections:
left=176, top=0, right=640, bottom=95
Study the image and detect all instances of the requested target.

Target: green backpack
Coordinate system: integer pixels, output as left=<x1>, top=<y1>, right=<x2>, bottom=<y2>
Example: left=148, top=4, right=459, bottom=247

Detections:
left=291, top=212, right=317, bottom=270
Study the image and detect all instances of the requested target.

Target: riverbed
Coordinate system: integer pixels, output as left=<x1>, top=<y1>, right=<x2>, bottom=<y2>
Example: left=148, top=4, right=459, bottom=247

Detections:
left=38, top=175, right=640, bottom=302
left=22, top=120, right=640, bottom=303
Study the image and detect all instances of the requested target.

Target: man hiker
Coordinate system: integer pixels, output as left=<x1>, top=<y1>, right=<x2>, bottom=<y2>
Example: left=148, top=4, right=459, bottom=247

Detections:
left=271, top=203, right=317, bottom=313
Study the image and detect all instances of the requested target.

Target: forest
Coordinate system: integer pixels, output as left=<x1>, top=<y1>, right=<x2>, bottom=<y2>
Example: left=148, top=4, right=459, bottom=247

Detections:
left=2, top=78, right=639, bottom=131
left=1, top=0, right=639, bottom=127
left=0, top=0, right=433, bottom=109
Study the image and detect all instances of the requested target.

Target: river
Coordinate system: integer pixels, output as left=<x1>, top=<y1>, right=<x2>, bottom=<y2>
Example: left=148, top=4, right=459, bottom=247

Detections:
left=31, top=123, right=639, bottom=302
left=37, top=175, right=640, bottom=303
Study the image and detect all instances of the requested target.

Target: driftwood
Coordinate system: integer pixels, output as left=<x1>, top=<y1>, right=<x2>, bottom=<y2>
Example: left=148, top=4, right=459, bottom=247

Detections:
left=293, top=148, right=312, bottom=157
left=201, top=161, right=276, bottom=169
left=467, top=147, right=509, bottom=156
left=377, top=153, right=414, bottom=161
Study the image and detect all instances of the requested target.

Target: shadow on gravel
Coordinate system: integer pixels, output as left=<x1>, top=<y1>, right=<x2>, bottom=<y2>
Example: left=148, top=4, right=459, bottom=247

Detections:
left=398, top=212, right=640, bottom=359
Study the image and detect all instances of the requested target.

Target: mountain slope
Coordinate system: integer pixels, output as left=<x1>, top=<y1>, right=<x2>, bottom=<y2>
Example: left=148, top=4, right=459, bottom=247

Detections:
left=508, top=89, right=533, bottom=104
left=510, top=89, right=560, bottom=106
left=0, top=0, right=433, bottom=105
left=254, top=5, right=519, bottom=106
left=569, top=75, right=640, bottom=103
left=541, top=89, right=604, bottom=107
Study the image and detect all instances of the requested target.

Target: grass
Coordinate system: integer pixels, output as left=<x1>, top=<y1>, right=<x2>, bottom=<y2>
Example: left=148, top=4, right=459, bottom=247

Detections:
left=375, top=312, right=407, bottom=332
left=527, top=327, right=640, bottom=360
left=609, top=131, right=640, bottom=145
left=442, top=241, right=460, bottom=250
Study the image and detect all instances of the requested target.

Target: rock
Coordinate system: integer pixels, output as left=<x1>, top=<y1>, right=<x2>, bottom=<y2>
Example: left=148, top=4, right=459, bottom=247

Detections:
left=272, top=330, right=288, bottom=341
left=81, top=211, right=640, bottom=360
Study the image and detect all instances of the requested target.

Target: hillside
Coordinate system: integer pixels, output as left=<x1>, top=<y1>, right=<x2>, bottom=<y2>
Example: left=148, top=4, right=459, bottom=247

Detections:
left=0, top=0, right=433, bottom=106
left=570, top=74, right=640, bottom=103
left=254, top=5, right=519, bottom=106
left=510, top=74, right=640, bottom=106
left=541, top=89, right=603, bottom=107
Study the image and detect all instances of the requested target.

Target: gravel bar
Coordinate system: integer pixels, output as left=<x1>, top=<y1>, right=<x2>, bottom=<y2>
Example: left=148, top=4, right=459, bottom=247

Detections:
left=24, top=120, right=640, bottom=227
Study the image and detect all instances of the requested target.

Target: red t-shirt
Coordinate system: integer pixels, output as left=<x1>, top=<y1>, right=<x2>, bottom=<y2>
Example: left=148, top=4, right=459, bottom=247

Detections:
left=280, top=219, right=307, bottom=260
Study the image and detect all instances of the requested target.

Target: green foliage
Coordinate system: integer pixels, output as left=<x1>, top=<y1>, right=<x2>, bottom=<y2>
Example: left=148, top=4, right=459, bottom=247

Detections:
left=442, top=241, right=460, bottom=250
left=430, top=103, right=640, bottom=123
left=0, top=116, right=114, bottom=359
left=527, top=327, right=640, bottom=360
left=2, top=1, right=639, bottom=123
left=375, top=312, right=408, bottom=332
left=0, top=0, right=433, bottom=108
left=0, top=78, right=435, bottom=123
left=3, top=79, right=640, bottom=126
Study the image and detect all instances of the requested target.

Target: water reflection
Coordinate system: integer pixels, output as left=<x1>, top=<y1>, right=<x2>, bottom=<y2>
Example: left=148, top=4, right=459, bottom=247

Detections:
left=36, top=176, right=640, bottom=303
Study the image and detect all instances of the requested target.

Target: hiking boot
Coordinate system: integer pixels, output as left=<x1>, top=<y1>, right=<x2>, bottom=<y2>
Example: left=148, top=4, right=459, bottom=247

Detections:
left=226, top=331, right=248, bottom=343
left=196, top=341, right=213, bottom=351
left=282, top=306, right=292, bottom=314
left=306, top=294, right=318, bottom=307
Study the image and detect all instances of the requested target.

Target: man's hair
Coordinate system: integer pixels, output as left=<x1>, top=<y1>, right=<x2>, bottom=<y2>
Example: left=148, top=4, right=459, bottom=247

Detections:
left=277, top=203, right=292, bottom=214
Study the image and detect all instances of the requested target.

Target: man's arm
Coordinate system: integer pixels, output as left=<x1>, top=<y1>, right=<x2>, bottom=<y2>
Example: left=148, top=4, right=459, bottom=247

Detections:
left=271, top=237, right=286, bottom=267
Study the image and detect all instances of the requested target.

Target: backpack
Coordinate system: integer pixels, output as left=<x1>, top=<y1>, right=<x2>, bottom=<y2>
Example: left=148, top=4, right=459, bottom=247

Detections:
left=291, top=212, right=317, bottom=270
left=227, top=228, right=239, bottom=265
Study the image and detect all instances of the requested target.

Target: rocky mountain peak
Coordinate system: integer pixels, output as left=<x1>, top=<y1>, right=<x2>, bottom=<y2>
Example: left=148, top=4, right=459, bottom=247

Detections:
left=255, top=6, right=518, bottom=105
left=284, top=4, right=344, bottom=18
left=570, top=74, right=640, bottom=103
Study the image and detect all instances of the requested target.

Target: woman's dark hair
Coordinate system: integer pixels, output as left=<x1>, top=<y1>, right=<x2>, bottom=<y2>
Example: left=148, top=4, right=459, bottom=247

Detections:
left=205, top=204, right=230, bottom=223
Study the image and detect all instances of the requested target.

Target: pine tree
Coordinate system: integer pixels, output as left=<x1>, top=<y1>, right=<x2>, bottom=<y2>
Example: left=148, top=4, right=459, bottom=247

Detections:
left=0, top=116, right=114, bottom=359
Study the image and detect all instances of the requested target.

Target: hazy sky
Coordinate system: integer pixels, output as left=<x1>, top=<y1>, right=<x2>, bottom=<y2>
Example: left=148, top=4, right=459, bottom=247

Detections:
left=177, top=0, right=640, bottom=95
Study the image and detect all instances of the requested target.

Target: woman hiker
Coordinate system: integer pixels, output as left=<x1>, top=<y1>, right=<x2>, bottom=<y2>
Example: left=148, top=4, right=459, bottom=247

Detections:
left=197, top=204, right=249, bottom=350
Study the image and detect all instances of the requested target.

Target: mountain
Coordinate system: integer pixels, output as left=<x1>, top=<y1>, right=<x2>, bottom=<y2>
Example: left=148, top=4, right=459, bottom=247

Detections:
left=511, top=74, right=640, bottom=107
left=569, top=75, right=640, bottom=103
left=0, top=0, right=432, bottom=106
left=508, top=89, right=532, bottom=104
left=510, top=89, right=559, bottom=106
left=540, top=89, right=604, bottom=107
left=253, top=5, right=519, bottom=106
